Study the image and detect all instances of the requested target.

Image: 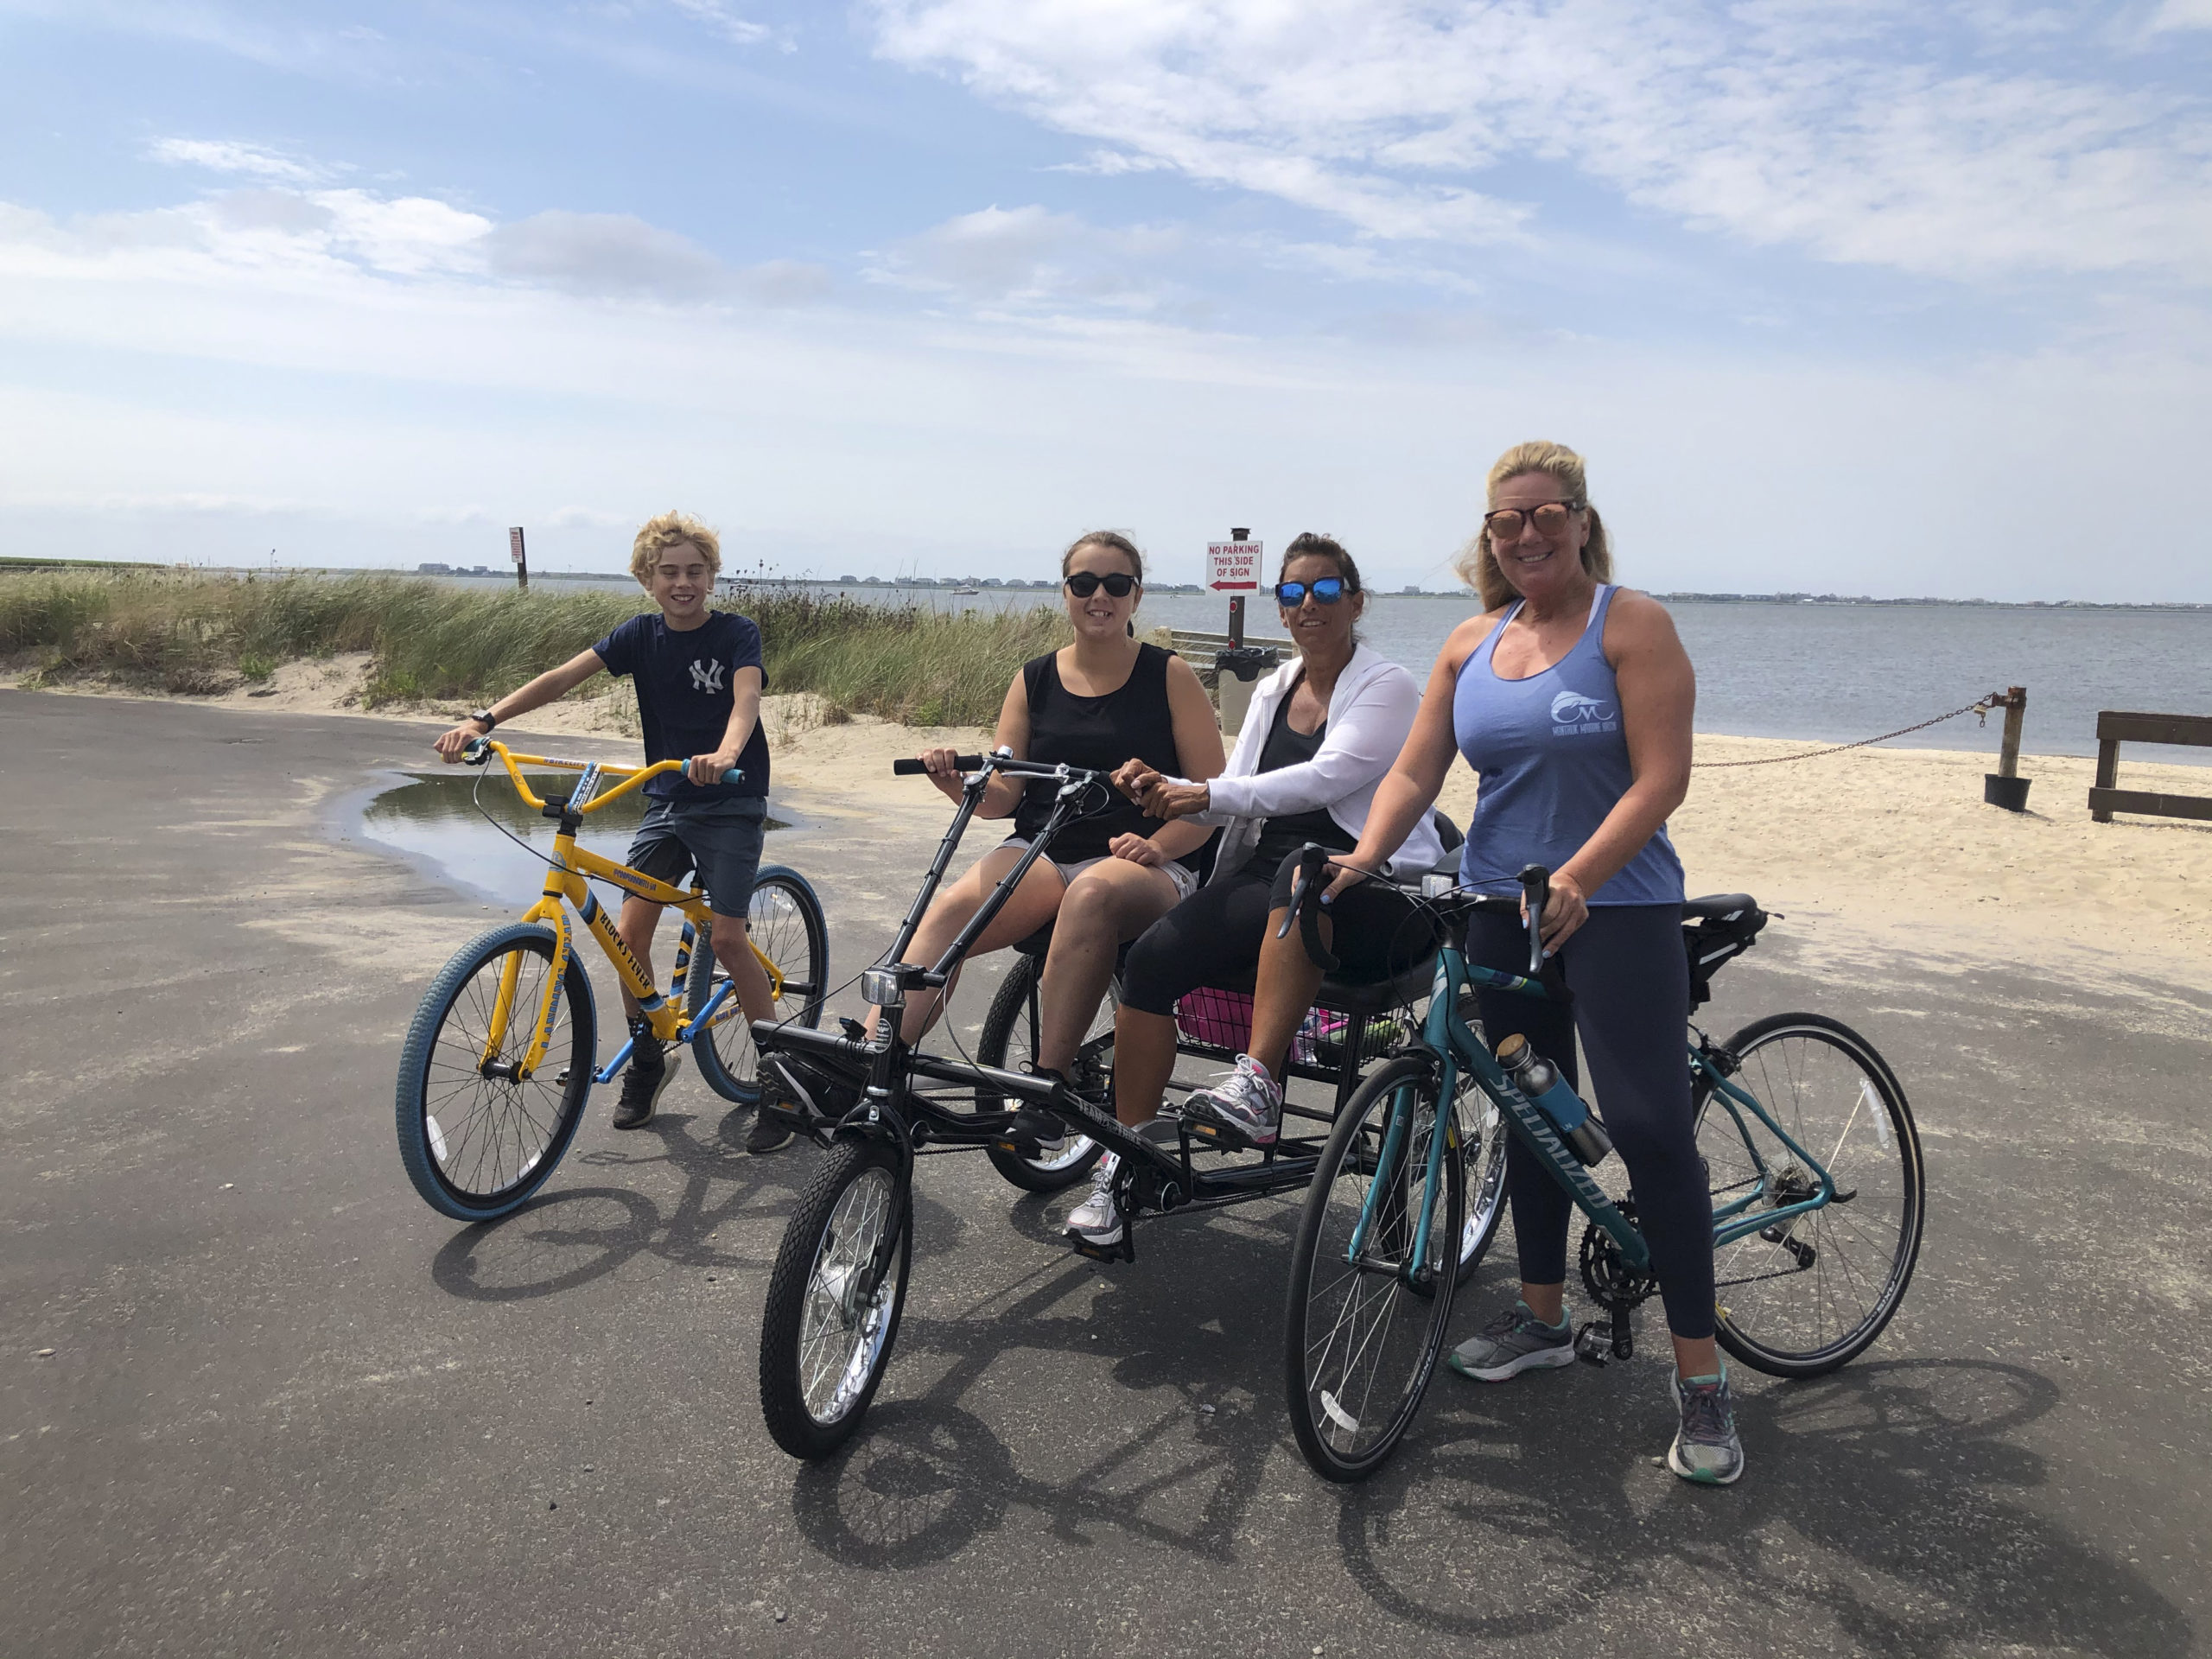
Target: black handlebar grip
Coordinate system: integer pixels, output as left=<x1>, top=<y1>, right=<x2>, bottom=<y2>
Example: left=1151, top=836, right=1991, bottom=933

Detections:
left=893, top=754, right=985, bottom=775
left=1516, top=863, right=1551, bottom=976
left=1283, top=843, right=1344, bottom=975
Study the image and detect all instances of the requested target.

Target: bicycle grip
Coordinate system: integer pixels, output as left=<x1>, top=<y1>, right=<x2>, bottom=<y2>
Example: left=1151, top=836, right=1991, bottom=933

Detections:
left=1283, top=844, right=1343, bottom=975
left=1517, top=863, right=1551, bottom=976
left=893, top=755, right=985, bottom=775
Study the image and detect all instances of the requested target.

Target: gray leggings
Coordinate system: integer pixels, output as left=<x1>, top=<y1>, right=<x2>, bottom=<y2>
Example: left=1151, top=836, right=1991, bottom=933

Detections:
left=1468, top=904, right=1713, bottom=1341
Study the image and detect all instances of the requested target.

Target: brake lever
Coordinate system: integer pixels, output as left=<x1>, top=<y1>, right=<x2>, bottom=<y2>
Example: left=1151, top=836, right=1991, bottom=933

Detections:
left=1517, top=864, right=1550, bottom=976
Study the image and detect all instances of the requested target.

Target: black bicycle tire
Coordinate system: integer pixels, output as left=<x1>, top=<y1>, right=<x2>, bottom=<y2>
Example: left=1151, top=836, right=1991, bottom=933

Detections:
left=1695, top=1011, right=1924, bottom=1378
left=1283, top=1054, right=1464, bottom=1482
left=690, top=865, right=830, bottom=1103
left=975, top=956, right=1108, bottom=1193
left=759, top=1136, right=913, bottom=1459
left=395, top=923, right=597, bottom=1222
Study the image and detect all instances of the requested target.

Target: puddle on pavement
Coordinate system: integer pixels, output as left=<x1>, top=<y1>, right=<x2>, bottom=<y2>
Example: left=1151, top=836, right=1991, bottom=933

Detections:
left=353, top=772, right=791, bottom=904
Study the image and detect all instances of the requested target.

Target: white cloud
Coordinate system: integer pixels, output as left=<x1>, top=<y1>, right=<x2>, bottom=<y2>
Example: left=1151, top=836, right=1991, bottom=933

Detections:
left=874, top=203, right=1185, bottom=308
left=865, top=0, right=2212, bottom=280
left=147, top=136, right=327, bottom=183
left=664, top=0, right=787, bottom=48
left=2149, top=0, right=2212, bottom=29
left=486, top=210, right=830, bottom=304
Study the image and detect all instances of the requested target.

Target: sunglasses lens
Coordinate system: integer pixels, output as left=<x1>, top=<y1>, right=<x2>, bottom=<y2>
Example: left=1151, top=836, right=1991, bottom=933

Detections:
left=1276, top=583, right=1304, bottom=605
left=1488, top=510, right=1526, bottom=540
left=1313, top=579, right=1343, bottom=602
left=1065, top=574, right=1096, bottom=595
left=1531, top=505, right=1571, bottom=535
left=1105, top=574, right=1135, bottom=597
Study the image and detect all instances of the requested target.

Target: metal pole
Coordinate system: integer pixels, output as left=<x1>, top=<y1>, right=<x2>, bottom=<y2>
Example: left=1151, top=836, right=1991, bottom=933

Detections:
left=509, top=526, right=529, bottom=593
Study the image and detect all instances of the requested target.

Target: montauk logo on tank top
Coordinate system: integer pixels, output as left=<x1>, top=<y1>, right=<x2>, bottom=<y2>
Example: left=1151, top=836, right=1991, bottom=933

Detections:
left=1550, top=689, right=1618, bottom=735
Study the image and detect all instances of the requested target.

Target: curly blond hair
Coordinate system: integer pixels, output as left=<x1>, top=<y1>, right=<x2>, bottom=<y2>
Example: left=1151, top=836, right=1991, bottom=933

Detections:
left=1452, top=441, right=1612, bottom=612
left=629, top=511, right=722, bottom=584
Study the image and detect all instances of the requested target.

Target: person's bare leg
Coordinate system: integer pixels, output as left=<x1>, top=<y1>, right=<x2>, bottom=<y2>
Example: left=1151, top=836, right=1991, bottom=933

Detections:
left=1243, top=906, right=1329, bottom=1081
left=865, top=847, right=1065, bottom=1044
left=1036, top=860, right=1179, bottom=1074
left=709, top=914, right=777, bottom=1027
left=616, top=895, right=664, bottom=1022
left=1670, top=1332, right=1720, bottom=1376
left=1110, top=1008, right=1179, bottom=1127
left=1520, top=1282, right=1566, bottom=1325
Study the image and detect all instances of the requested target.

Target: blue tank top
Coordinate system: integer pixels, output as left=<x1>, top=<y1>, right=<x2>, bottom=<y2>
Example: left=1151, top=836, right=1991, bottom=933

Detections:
left=1452, top=584, right=1684, bottom=906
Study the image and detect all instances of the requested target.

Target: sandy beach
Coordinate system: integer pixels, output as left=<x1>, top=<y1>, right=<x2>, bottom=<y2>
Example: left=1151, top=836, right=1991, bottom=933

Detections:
left=11, top=655, right=2208, bottom=997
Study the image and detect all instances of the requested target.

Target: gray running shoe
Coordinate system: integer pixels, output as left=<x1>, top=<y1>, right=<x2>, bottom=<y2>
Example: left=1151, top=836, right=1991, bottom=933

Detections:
left=1446, top=1301, right=1576, bottom=1382
left=1668, top=1369, right=1745, bottom=1485
left=1065, top=1151, right=1122, bottom=1247
left=1185, top=1056, right=1281, bottom=1146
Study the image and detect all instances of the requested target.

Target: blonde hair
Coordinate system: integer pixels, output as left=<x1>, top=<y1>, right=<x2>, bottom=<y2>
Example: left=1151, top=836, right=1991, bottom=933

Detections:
left=629, top=511, right=722, bottom=583
left=1452, top=440, right=1612, bottom=611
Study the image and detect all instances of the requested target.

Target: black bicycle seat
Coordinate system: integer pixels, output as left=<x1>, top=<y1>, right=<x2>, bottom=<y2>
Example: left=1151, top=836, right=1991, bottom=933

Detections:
left=1681, top=893, right=1758, bottom=920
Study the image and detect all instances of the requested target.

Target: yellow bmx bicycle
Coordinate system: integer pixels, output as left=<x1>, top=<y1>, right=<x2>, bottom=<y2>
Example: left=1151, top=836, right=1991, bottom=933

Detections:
left=394, top=739, right=827, bottom=1221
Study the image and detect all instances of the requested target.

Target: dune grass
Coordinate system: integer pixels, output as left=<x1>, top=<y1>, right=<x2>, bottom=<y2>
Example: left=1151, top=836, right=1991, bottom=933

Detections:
left=0, top=569, right=1069, bottom=725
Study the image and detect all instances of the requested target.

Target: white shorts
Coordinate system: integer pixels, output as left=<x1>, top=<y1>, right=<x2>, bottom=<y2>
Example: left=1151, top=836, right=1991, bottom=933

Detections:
left=1001, top=838, right=1200, bottom=901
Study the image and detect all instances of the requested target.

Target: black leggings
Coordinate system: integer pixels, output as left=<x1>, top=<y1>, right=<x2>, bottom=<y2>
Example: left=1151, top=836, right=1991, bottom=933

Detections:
left=1121, top=850, right=1436, bottom=1017
left=1469, top=905, right=1714, bottom=1342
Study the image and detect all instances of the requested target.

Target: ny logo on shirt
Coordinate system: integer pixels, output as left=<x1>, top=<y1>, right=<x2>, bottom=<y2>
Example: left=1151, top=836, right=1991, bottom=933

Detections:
left=689, top=658, right=725, bottom=695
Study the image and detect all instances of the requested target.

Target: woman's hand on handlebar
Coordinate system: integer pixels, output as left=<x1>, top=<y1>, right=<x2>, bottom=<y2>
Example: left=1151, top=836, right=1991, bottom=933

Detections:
left=1108, top=832, right=1166, bottom=868
left=1530, top=870, right=1589, bottom=955
left=912, top=745, right=970, bottom=802
left=1319, top=857, right=1380, bottom=902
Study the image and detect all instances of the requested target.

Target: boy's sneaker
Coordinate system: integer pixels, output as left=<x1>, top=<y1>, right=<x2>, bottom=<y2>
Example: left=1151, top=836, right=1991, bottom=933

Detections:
left=1446, top=1301, right=1576, bottom=1382
left=613, top=1053, right=680, bottom=1130
left=1065, top=1152, right=1122, bottom=1248
left=1668, top=1368, right=1745, bottom=1486
left=744, top=1103, right=795, bottom=1155
left=1184, top=1056, right=1281, bottom=1146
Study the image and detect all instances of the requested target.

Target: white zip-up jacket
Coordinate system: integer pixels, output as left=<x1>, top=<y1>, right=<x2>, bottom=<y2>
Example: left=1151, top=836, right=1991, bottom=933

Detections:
left=1187, top=643, right=1444, bottom=886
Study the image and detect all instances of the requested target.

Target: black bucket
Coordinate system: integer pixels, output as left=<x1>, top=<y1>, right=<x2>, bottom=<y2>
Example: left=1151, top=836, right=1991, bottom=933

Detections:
left=1984, top=772, right=2032, bottom=811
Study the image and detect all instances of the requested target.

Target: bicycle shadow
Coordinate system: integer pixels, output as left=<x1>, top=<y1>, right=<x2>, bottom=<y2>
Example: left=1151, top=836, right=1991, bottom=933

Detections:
left=787, top=1198, right=1314, bottom=1569
left=428, top=1107, right=819, bottom=1302
left=1333, top=1356, right=2190, bottom=1656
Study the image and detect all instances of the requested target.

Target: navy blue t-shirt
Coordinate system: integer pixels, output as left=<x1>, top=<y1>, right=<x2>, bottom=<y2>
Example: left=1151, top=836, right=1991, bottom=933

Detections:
left=592, top=610, right=770, bottom=803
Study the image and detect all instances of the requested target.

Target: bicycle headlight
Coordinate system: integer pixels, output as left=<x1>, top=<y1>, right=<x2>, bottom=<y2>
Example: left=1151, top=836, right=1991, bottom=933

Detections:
left=861, top=967, right=906, bottom=1007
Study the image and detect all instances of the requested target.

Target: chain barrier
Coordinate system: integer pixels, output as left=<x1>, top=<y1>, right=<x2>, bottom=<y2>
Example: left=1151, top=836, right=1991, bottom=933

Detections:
left=1692, top=693, right=2006, bottom=770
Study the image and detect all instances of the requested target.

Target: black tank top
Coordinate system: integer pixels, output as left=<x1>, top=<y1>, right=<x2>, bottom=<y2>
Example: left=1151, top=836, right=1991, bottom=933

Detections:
left=1010, top=643, right=1196, bottom=867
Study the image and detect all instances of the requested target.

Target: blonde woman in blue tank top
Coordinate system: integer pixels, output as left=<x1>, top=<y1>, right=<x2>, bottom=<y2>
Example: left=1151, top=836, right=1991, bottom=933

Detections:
left=1318, top=441, right=1743, bottom=1485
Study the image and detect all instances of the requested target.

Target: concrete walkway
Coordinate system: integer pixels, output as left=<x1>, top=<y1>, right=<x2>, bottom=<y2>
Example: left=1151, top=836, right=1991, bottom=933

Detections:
left=3, top=690, right=2206, bottom=1657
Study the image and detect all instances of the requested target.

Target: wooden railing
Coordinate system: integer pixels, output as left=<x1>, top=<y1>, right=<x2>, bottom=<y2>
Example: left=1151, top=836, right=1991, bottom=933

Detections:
left=2089, top=711, right=2212, bottom=823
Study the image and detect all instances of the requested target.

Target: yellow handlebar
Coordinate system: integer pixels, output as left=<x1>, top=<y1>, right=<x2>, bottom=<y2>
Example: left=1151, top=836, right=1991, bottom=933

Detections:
left=469, top=739, right=693, bottom=813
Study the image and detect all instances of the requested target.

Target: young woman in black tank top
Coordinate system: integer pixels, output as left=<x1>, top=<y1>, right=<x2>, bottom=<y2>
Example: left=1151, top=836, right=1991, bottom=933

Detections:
left=889, top=531, right=1225, bottom=1111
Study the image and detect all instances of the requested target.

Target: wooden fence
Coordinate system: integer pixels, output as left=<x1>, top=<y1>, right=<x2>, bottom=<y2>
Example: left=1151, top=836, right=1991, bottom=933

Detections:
left=2089, top=710, right=2212, bottom=823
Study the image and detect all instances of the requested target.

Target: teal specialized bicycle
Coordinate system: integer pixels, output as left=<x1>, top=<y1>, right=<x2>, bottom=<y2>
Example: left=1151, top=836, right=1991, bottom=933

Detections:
left=1281, top=849, right=1925, bottom=1481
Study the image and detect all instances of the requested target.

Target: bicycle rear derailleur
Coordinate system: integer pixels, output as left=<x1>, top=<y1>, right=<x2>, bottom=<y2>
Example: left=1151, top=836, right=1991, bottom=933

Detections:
left=1576, top=1201, right=1657, bottom=1365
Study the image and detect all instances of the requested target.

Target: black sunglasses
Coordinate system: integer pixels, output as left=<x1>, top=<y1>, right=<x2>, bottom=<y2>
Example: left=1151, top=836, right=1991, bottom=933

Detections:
left=1065, top=572, right=1138, bottom=598
left=1275, top=577, right=1347, bottom=606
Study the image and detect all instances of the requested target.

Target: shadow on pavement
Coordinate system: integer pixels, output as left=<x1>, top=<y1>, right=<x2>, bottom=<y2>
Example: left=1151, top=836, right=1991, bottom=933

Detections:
left=428, top=1107, right=814, bottom=1300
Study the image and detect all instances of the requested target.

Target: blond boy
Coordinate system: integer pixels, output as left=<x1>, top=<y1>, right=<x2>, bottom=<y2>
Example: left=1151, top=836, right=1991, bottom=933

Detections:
left=434, top=512, right=790, bottom=1150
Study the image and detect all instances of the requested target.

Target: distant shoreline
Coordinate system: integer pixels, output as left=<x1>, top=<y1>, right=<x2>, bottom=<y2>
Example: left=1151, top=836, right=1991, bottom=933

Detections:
left=7, top=558, right=2204, bottom=612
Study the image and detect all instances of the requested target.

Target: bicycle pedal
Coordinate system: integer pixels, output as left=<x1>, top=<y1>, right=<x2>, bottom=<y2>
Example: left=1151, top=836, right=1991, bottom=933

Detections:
left=1070, top=1229, right=1135, bottom=1266
left=1573, top=1325, right=1611, bottom=1366
left=1185, top=1116, right=1257, bottom=1153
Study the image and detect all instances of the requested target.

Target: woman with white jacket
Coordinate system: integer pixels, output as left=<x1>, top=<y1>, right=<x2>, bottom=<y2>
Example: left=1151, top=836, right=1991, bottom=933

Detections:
left=1067, top=533, right=1441, bottom=1248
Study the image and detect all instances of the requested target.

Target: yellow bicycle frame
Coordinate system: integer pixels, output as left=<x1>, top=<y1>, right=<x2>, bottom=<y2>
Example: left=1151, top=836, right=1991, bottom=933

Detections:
left=471, top=741, right=785, bottom=1079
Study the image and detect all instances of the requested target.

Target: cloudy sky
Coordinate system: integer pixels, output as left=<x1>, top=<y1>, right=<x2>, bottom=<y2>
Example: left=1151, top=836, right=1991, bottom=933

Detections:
left=3, top=0, right=2209, bottom=599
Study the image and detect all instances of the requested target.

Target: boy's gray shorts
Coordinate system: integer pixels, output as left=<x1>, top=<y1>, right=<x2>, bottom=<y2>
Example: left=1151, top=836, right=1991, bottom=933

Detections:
left=625, top=797, right=767, bottom=918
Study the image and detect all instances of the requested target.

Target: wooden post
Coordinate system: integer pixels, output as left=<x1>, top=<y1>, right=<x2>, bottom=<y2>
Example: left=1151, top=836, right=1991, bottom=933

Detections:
left=2092, top=730, right=2120, bottom=824
left=509, top=526, right=529, bottom=592
left=1997, top=686, right=2025, bottom=779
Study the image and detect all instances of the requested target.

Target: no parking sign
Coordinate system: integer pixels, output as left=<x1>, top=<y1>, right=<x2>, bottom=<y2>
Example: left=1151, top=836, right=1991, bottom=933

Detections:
left=1205, top=539, right=1262, bottom=590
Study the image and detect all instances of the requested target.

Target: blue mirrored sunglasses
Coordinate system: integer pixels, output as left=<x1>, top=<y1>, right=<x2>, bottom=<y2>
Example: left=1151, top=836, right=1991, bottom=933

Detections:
left=1275, top=577, right=1346, bottom=606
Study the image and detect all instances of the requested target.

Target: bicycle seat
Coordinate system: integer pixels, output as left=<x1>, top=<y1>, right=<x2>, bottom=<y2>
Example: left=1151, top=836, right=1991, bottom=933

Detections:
left=1681, top=893, right=1758, bottom=920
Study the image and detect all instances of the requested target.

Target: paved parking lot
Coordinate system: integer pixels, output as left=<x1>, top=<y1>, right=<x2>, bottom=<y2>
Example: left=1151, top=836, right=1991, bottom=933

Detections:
left=4, top=690, right=2207, bottom=1657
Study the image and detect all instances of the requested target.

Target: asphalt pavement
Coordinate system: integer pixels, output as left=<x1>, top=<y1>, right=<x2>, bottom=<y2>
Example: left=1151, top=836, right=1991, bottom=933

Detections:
left=3, top=690, right=2207, bottom=1658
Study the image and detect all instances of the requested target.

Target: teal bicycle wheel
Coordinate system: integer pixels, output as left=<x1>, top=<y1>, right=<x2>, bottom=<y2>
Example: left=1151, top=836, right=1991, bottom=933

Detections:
left=1284, top=1054, right=1464, bottom=1481
left=1696, top=1012, right=1924, bottom=1377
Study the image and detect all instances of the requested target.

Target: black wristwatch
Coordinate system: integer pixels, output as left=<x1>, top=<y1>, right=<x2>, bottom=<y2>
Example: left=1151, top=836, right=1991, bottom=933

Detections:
left=468, top=708, right=499, bottom=731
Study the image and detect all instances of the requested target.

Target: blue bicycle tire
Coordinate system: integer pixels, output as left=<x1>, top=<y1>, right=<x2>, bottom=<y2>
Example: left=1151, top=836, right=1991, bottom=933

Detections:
left=396, top=922, right=598, bottom=1222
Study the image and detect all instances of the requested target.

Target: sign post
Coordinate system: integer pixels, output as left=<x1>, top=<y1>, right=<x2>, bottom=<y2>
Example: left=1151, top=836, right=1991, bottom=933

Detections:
left=1206, top=527, right=1270, bottom=735
left=508, top=526, right=529, bottom=593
